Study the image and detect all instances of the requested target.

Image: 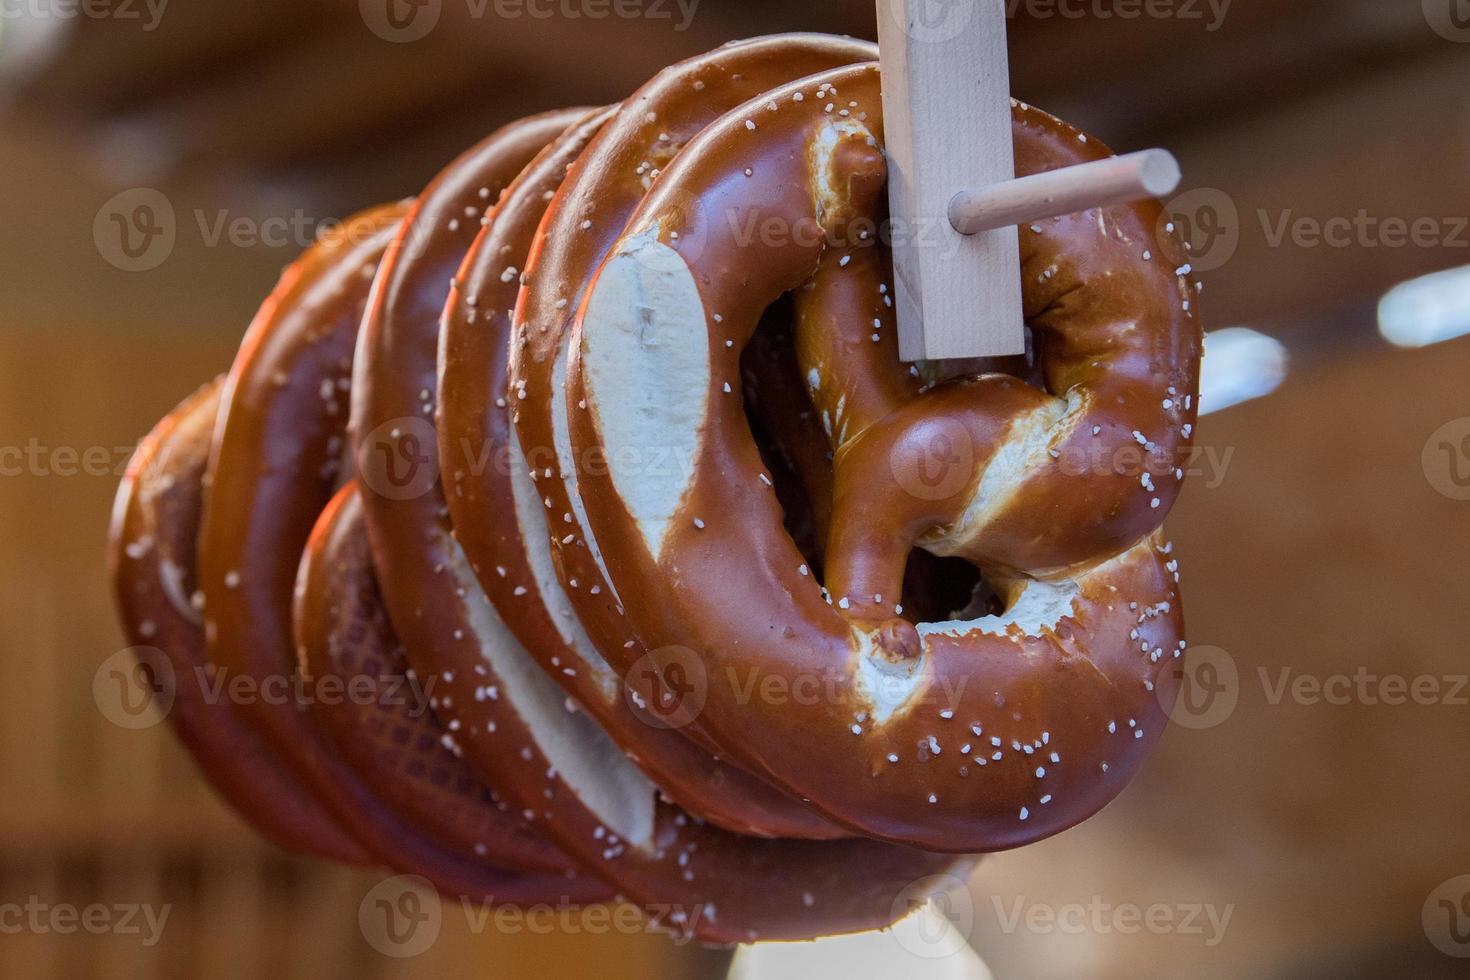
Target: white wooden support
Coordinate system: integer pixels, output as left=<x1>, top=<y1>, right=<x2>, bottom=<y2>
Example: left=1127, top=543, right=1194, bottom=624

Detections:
left=877, top=0, right=1183, bottom=360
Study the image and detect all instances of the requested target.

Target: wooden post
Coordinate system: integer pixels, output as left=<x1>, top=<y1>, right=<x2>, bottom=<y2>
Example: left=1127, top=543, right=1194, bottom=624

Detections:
left=877, top=0, right=1182, bottom=360
left=878, top=0, right=1023, bottom=361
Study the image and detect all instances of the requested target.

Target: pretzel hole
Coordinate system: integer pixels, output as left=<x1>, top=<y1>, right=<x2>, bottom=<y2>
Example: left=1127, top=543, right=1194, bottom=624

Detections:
left=739, top=299, right=1002, bottom=628
left=900, top=551, right=999, bottom=625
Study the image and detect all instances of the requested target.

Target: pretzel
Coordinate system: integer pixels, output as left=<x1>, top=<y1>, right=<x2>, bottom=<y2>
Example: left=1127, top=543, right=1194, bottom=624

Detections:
left=180, top=199, right=605, bottom=901
left=110, top=380, right=364, bottom=863
left=352, top=108, right=586, bottom=740
left=294, top=480, right=603, bottom=896
left=110, top=31, right=1204, bottom=946
left=444, top=34, right=881, bottom=843
left=428, top=49, right=967, bottom=943
left=560, top=63, right=1201, bottom=852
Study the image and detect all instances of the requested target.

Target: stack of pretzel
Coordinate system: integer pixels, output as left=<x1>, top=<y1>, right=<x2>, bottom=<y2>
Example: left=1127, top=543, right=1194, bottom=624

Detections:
left=109, top=34, right=1202, bottom=944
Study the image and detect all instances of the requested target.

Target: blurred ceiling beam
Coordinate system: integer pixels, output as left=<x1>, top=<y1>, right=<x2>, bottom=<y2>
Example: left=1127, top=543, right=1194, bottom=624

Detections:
left=13, top=0, right=341, bottom=114
left=1009, top=0, right=1448, bottom=145
left=50, top=0, right=755, bottom=188
left=1168, top=46, right=1470, bottom=332
left=85, top=29, right=509, bottom=183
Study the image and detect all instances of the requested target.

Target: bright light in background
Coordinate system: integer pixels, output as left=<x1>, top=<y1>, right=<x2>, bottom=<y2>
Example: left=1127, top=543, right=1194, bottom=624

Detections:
left=1198, top=327, right=1289, bottom=416
left=0, top=6, right=76, bottom=95
left=728, top=904, right=994, bottom=980
left=1378, top=264, right=1470, bottom=348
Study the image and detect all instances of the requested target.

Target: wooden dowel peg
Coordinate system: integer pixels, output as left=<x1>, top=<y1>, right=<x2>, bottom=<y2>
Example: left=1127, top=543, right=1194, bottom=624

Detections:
left=947, top=149, right=1182, bottom=235
left=876, top=0, right=1185, bottom=360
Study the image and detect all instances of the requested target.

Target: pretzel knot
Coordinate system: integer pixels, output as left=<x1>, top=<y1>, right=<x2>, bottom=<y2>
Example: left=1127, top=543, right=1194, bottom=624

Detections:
left=561, top=62, right=1201, bottom=852
left=110, top=33, right=1202, bottom=945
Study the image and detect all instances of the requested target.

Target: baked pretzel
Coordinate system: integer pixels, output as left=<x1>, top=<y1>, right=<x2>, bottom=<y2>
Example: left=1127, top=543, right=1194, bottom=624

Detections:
left=563, top=63, right=1200, bottom=852
left=294, top=480, right=585, bottom=880
left=110, top=31, right=1203, bottom=944
left=429, top=47, right=966, bottom=943
left=444, top=35, right=881, bottom=843
left=119, top=196, right=606, bottom=902
left=110, top=380, right=364, bottom=863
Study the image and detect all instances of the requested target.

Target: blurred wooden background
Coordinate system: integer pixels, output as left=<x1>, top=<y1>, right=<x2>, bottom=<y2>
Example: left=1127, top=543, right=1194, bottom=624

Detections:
left=1, top=0, right=1469, bottom=977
